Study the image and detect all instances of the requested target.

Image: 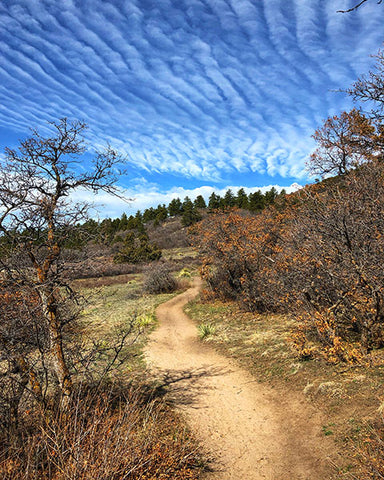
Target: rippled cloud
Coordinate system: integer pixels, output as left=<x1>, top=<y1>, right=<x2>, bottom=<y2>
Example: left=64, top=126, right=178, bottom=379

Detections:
left=0, top=0, right=383, bottom=201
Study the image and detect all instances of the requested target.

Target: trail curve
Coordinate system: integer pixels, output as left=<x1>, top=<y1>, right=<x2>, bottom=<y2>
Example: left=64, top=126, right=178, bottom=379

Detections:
left=145, top=279, right=334, bottom=479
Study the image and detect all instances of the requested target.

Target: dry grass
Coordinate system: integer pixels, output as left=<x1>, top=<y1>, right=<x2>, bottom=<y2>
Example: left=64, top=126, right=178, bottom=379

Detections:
left=69, top=278, right=188, bottom=384
left=162, top=246, right=199, bottom=260
left=80, top=280, right=177, bottom=331
left=351, top=417, right=384, bottom=479
left=78, top=265, right=194, bottom=343
left=185, top=297, right=384, bottom=478
left=184, top=300, right=294, bottom=378
left=72, top=272, right=139, bottom=289
left=0, top=383, right=204, bottom=480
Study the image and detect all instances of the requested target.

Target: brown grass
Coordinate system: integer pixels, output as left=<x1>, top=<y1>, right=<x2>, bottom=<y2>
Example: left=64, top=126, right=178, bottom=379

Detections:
left=351, top=417, right=384, bottom=479
left=72, top=272, right=140, bottom=289
left=0, top=383, right=204, bottom=480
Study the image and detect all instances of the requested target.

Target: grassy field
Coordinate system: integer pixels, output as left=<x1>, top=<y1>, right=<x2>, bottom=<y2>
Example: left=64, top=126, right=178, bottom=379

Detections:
left=185, top=297, right=384, bottom=478
left=161, top=246, right=200, bottom=261
left=76, top=278, right=178, bottom=376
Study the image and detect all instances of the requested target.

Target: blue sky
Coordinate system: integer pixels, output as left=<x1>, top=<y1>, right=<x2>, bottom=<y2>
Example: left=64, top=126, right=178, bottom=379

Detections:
left=1, top=0, right=384, bottom=217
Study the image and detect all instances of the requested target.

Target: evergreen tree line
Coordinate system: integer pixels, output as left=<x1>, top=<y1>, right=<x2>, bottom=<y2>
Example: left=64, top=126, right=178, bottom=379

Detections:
left=141, top=186, right=285, bottom=226
left=0, top=183, right=286, bottom=263
left=82, top=185, right=286, bottom=242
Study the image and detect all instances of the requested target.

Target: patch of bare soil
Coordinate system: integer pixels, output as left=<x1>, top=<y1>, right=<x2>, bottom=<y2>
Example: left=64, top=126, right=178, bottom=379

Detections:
left=146, top=279, right=336, bottom=479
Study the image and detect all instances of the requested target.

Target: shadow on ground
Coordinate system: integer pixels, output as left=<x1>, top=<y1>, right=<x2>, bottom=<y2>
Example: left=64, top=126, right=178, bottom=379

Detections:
left=146, top=365, right=232, bottom=407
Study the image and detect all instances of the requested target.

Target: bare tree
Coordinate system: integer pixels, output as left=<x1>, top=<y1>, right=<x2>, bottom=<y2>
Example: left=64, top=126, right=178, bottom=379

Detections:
left=307, top=109, right=376, bottom=178
left=348, top=51, right=384, bottom=123
left=0, top=118, right=123, bottom=406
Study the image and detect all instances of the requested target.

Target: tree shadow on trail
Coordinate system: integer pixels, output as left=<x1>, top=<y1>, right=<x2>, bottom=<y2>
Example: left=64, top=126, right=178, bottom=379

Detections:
left=147, top=365, right=232, bottom=407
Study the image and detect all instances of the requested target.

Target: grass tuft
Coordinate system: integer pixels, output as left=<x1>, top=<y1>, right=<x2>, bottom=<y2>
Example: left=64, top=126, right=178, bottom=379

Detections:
left=198, top=323, right=217, bottom=339
left=136, top=311, right=156, bottom=327
left=178, top=268, right=192, bottom=278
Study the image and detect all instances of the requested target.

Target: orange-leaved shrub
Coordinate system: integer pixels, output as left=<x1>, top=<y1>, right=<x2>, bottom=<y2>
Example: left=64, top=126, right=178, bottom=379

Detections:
left=194, top=159, right=384, bottom=362
left=286, top=162, right=384, bottom=356
left=193, top=208, right=288, bottom=313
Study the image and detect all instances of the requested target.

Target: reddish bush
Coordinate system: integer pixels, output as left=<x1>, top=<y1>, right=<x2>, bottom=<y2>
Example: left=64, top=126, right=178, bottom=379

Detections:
left=194, top=209, right=287, bottom=312
left=194, top=160, right=384, bottom=361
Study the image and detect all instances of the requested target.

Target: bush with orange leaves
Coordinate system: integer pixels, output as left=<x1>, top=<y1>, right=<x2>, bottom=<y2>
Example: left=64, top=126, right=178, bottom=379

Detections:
left=290, top=312, right=363, bottom=365
left=194, top=160, right=384, bottom=362
left=193, top=208, right=288, bottom=313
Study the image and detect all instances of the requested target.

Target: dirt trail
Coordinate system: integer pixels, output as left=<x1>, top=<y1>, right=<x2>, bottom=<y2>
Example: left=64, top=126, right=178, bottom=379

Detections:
left=145, top=279, right=335, bottom=479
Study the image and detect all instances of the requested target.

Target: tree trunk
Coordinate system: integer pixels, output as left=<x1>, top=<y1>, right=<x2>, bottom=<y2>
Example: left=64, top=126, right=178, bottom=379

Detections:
left=41, top=289, right=73, bottom=404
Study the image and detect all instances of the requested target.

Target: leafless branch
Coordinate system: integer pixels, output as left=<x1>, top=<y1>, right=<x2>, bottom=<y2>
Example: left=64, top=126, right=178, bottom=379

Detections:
left=338, top=0, right=382, bottom=13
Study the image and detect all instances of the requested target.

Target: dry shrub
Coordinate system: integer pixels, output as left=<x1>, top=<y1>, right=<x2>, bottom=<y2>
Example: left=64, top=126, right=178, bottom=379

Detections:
left=199, top=288, right=215, bottom=303
left=66, top=257, right=143, bottom=280
left=146, top=218, right=189, bottom=249
left=0, top=383, right=203, bottom=480
left=175, top=277, right=191, bottom=291
left=290, top=312, right=363, bottom=364
left=195, top=161, right=384, bottom=362
left=143, top=263, right=177, bottom=294
left=194, top=209, right=287, bottom=312
left=285, top=164, right=384, bottom=354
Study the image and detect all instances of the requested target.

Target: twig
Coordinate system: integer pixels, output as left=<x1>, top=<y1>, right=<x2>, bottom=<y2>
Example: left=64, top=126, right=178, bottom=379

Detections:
left=338, top=0, right=382, bottom=13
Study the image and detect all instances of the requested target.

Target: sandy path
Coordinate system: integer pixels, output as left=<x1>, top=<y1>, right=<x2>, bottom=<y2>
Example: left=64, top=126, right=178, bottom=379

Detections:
left=145, top=279, right=334, bottom=479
